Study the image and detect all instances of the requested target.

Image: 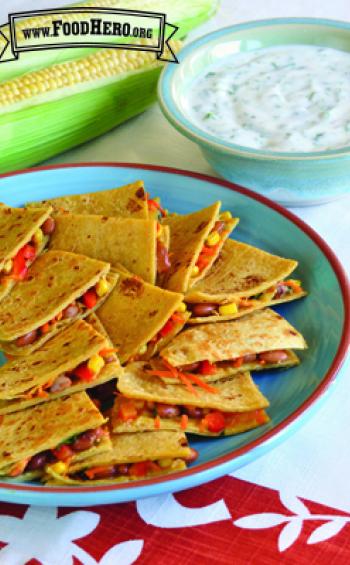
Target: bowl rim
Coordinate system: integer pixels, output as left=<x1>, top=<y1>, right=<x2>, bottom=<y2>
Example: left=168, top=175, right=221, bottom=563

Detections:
left=0, top=161, right=349, bottom=497
left=158, top=17, right=350, bottom=161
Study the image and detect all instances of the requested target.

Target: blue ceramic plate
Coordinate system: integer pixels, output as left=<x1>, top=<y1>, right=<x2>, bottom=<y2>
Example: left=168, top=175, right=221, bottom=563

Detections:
left=0, top=163, right=348, bottom=507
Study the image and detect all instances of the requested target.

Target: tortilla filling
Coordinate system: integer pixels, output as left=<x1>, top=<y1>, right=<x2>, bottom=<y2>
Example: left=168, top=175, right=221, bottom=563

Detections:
left=13, top=348, right=118, bottom=401
left=7, top=425, right=108, bottom=477
left=72, top=456, right=189, bottom=481
left=0, top=217, right=55, bottom=286
left=192, top=212, right=233, bottom=277
left=146, top=193, right=167, bottom=220
left=115, top=396, right=268, bottom=434
left=188, top=279, right=304, bottom=318
left=131, top=307, right=187, bottom=361
left=15, top=275, right=111, bottom=348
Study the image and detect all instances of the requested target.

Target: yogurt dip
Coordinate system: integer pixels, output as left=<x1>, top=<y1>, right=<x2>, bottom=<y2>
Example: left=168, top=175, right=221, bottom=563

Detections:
left=186, top=45, right=350, bottom=152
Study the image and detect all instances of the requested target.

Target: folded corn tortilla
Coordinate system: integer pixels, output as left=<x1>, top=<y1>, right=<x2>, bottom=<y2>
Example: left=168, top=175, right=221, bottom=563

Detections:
left=185, top=239, right=307, bottom=323
left=28, top=181, right=149, bottom=219
left=49, top=214, right=158, bottom=284
left=97, top=270, right=189, bottom=364
left=0, top=392, right=110, bottom=480
left=159, top=308, right=307, bottom=381
left=0, top=318, right=122, bottom=414
left=44, top=431, right=190, bottom=485
left=0, top=204, right=53, bottom=302
left=0, top=250, right=117, bottom=355
left=112, top=363, right=269, bottom=436
left=161, top=203, right=239, bottom=292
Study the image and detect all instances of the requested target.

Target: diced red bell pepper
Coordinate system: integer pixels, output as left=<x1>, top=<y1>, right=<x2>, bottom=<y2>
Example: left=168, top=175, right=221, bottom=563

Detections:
left=12, top=254, right=27, bottom=280
left=118, top=398, right=138, bottom=422
left=232, top=357, right=243, bottom=368
left=196, top=255, right=210, bottom=272
left=170, top=312, right=185, bottom=325
left=21, top=244, right=36, bottom=261
left=129, top=460, right=159, bottom=477
left=199, top=360, right=217, bottom=375
left=52, top=444, right=74, bottom=461
left=158, top=318, right=175, bottom=338
left=203, top=411, right=226, bottom=433
left=200, top=244, right=219, bottom=256
left=82, top=289, right=98, bottom=309
left=74, top=364, right=94, bottom=382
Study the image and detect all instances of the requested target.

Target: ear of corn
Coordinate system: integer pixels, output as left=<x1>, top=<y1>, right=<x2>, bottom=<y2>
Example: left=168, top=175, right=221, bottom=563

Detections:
left=0, top=0, right=218, bottom=172
left=1, top=0, right=218, bottom=82
left=0, top=41, right=180, bottom=172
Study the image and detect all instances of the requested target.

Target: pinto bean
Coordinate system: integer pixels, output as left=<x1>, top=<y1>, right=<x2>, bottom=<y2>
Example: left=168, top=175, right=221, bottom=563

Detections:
left=117, top=464, right=130, bottom=475
left=16, top=329, right=38, bottom=347
left=182, top=405, right=204, bottom=419
left=27, top=452, right=51, bottom=470
left=156, top=241, right=171, bottom=274
left=42, top=217, right=56, bottom=235
left=156, top=403, right=181, bottom=418
left=214, top=220, right=226, bottom=234
left=72, top=428, right=104, bottom=451
left=259, top=350, right=288, bottom=363
left=185, top=447, right=199, bottom=463
left=50, top=375, right=72, bottom=393
left=190, top=303, right=217, bottom=317
left=243, top=353, right=257, bottom=363
left=62, top=303, right=79, bottom=319
left=180, top=362, right=200, bottom=372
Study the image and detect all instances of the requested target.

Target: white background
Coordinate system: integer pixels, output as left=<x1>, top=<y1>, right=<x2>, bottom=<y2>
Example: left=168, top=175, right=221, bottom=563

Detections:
left=1, top=0, right=350, bottom=513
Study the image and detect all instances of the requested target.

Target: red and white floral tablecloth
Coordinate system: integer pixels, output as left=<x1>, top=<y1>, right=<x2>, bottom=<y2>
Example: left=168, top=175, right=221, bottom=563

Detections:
left=2, top=476, right=350, bottom=564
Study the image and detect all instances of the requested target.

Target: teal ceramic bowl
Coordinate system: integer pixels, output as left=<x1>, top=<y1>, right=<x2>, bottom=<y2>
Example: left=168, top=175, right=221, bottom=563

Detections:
left=0, top=163, right=348, bottom=507
left=158, top=18, right=350, bottom=206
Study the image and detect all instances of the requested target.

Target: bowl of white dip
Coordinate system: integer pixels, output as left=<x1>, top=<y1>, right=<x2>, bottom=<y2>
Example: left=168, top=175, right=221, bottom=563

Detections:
left=158, top=19, right=350, bottom=206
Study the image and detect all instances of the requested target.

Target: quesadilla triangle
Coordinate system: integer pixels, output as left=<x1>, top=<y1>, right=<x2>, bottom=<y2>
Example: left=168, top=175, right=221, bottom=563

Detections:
left=0, top=204, right=55, bottom=302
left=159, top=308, right=307, bottom=383
left=97, top=270, right=190, bottom=364
left=161, top=203, right=239, bottom=293
left=0, top=391, right=111, bottom=481
left=185, top=239, right=307, bottom=323
left=0, top=318, right=122, bottom=415
left=49, top=214, right=159, bottom=284
left=112, top=363, right=270, bottom=437
left=28, top=180, right=149, bottom=219
left=0, top=250, right=118, bottom=356
left=44, top=431, right=193, bottom=485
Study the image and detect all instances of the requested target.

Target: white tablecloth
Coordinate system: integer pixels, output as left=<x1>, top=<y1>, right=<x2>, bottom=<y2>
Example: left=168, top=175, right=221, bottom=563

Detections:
left=1, top=0, right=350, bottom=514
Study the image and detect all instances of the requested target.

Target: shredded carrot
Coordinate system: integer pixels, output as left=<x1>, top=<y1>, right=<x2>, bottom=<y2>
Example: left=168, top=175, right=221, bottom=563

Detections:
left=162, top=359, right=179, bottom=378
left=154, top=415, right=161, bottom=429
left=183, top=372, right=218, bottom=394
left=9, top=458, right=29, bottom=477
left=177, top=371, right=199, bottom=396
left=40, top=322, right=50, bottom=335
left=99, top=347, right=118, bottom=356
left=180, top=414, right=188, bottom=430
left=146, top=370, right=176, bottom=378
left=85, top=466, right=109, bottom=480
left=284, top=280, right=302, bottom=293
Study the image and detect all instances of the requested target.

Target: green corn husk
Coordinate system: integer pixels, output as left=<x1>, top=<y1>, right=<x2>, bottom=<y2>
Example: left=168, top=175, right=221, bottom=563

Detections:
left=0, top=0, right=219, bottom=81
left=0, top=0, right=218, bottom=172
left=0, top=43, right=181, bottom=172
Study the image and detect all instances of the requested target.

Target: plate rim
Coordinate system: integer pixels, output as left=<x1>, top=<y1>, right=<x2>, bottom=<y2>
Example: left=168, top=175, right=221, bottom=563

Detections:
left=0, top=161, right=349, bottom=497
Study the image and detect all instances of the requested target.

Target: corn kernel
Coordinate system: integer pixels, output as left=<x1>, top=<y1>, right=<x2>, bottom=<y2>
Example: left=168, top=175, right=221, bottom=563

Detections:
left=177, top=302, right=187, bottom=313
left=220, top=211, right=232, bottom=221
left=138, top=344, right=148, bottom=355
left=96, top=277, right=110, bottom=297
left=290, top=279, right=302, bottom=287
left=47, top=461, right=67, bottom=475
left=87, top=354, right=105, bottom=374
left=33, top=228, right=44, bottom=246
left=206, top=231, right=220, bottom=246
left=2, top=259, right=12, bottom=274
left=191, top=265, right=200, bottom=277
left=219, top=302, right=238, bottom=316
left=158, top=458, right=173, bottom=469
